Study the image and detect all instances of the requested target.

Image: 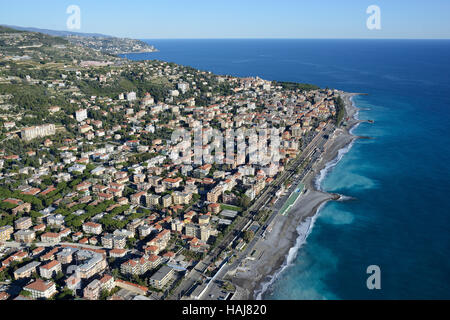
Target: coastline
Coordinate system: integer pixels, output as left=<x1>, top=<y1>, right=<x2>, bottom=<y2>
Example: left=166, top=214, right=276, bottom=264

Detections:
left=227, top=92, right=364, bottom=300
left=119, top=49, right=159, bottom=55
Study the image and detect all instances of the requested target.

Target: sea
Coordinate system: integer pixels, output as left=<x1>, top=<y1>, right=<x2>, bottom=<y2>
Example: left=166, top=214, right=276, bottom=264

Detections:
left=122, top=39, right=450, bottom=299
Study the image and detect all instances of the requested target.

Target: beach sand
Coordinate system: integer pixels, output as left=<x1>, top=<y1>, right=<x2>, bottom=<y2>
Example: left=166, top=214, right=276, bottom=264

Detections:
left=227, top=92, right=362, bottom=300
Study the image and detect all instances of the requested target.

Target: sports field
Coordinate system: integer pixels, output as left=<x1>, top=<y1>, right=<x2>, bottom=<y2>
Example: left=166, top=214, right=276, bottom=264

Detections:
left=279, top=182, right=304, bottom=216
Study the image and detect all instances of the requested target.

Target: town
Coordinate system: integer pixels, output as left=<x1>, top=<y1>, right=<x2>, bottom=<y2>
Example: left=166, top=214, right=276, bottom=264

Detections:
left=0, top=26, right=346, bottom=300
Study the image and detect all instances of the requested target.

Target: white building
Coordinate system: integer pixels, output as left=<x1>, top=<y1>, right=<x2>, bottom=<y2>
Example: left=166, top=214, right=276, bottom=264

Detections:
left=21, top=124, right=55, bottom=141
left=127, top=91, right=137, bottom=102
left=24, top=279, right=57, bottom=299
left=83, top=222, right=102, bottom=235
left=76, top=109, right=88, bottom=122
left=169, top=89, right=180, bottom=97
left=177, top=82, right=190, bottom=94
left=39, top=260, right=62, bottom=279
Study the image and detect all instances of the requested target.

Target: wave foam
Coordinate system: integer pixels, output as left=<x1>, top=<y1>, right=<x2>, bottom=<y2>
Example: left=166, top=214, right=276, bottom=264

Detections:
left=255, top=96, right=361, bottom=299
left=336, top=194, right=355, bottom=201
left=314, top=139, right=356, bottom=191
left=255, top=201, right=330, bottom=300
left=255, top=217, right=312, bottom=300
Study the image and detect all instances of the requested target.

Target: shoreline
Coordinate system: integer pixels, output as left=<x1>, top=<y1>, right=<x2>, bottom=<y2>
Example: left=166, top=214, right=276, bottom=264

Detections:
left=227, top=92, right=364, bottom=300
left=119, top=49, right=159, bottom=55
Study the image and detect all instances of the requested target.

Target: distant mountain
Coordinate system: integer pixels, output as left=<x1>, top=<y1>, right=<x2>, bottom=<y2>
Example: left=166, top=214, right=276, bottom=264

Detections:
left=1, top=25, right=112, bottom=38
left=1, top=25, right=157, bottom=55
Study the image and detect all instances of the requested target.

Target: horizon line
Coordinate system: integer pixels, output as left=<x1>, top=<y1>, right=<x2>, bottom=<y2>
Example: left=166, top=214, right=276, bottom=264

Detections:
left=137, top=37, right=450, bottom=40
left=4, top=25, right=450, bottom=41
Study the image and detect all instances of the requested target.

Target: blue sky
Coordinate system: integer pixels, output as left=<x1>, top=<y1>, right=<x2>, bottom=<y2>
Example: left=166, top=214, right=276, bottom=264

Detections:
left=1, top=0, right=449, bottom=39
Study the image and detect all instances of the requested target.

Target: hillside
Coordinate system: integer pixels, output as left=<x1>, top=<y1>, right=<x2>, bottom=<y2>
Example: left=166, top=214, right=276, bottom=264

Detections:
left=0, top=26, right=122, bottom=63
left=1, top=25, right=157, bottom=55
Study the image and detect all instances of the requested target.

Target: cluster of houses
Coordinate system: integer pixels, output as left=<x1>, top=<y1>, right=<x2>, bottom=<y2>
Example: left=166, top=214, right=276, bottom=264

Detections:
left=0, top=48, right=342, bottom=300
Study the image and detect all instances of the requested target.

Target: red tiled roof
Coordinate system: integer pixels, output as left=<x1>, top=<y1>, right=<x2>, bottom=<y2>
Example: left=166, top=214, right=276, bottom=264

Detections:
left=41, top=260, right=60, bottom=270
left=0, top=292, right=10, bottom=300
left=147, top=254, right=160, bottom=262
left=163, top=177, right=182, bottom=184
left=83, top=222, right=101, bottom=228
left=25, top=279, right=54, bottom=292
left=100, top=274, right=113, bottom=283
left=115, top=279, right=148, bottom=292
left=208, top=203, right=220, bottom=208
left=41, top=232, right=60, bottom=238
left=110, top=248, right=126, bottom=255
left=40, top=186, right=56, bottom=196
left=123, top=259, right=137, bottom=267
left=32, top=247, right=45, bottom=255
left=3, top=198, right=21, bottom=205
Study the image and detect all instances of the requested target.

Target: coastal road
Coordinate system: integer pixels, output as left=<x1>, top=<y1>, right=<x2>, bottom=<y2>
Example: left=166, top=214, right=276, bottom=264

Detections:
left=168, top=122, right=334, bottom=300
left=228, top=126, right=334, bottom=271
left=199, top=124, right=336, bottom=299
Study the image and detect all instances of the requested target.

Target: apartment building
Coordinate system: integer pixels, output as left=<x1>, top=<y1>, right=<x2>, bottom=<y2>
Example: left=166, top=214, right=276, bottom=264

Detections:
left=172, top=191, right=192, bottom=205
left=40, top=232, right=61, bottom=244
left=148, top=265, right=175, bottom=290
left=185, top=224, right=212, bottom=242
left=21, top=124, right=56, bottom=141
left=82, top=222, right=102, bottom=235
left=13, top=261, right=41, bottom=279
left=0, top=225, right=13, bottom=241
left=14, top=217, right=32, bottom=230
left=99, top=274, right=115, bottom=292
left=39, top=260, right=62, bottom=279
left=65, top=274, right=81, bottom=292
left=57, top=248, right=76, bottom=264
left=83, top=279, right=101, bottom=300
left=73, top=250, right=107, bottom=279
left=171, top=219, right=184, bottom=233
left=146, top=229, right=170, bottom=252
left=146, top=194, right=160, bottom=207
left=207, top=186, right=222, bottom=203
left=14, top=229, right=36, bottom=243
left=24, top=279, right=57, bottom=299
left=120, top=255, right=161, bottom=276
left=162, top=194, right=172, bottom=208
left=101, top=234, right=114, bottom=249
left=76, top=109, right=88, bottom=122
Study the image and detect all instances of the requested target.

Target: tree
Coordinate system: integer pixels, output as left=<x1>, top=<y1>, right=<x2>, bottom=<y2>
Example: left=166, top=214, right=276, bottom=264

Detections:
left=55, top=287, right=74, bottom=300
left=243, top=230, right=255, bottom=243
left=30, top=211, right=43, bottom=225
left=55, top=271, right=65, bottom=281
left=99, top=289, right=110, bottom=300
left=132, top=274, right=147, bottom=287
left=334, top=95, right=346, bottom=126
left=112, top=268, right=120, bottom=279
left=222, top=281, right=236, bottom=292
left=0, top=270, right=7, bottom=282
left=19, top=290, right=32, bottom=297
left=238, top=195, right=251, bottom=209
left=126, top=237, right=137, bottom=249
left=192, top=193, right=201, bottom=203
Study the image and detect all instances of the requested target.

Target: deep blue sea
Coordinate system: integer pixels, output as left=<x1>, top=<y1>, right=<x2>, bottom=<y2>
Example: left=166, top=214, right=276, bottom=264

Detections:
left=124, top=39, right=450, bottom=299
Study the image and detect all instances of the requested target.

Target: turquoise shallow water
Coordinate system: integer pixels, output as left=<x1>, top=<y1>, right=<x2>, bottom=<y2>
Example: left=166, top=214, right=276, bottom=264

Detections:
left=126, top=39, right=450, bottom=299
left=264, top=92, right=450, bottom=299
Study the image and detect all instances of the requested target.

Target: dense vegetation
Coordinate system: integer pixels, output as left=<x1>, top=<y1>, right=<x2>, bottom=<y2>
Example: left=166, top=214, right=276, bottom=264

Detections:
left=273, top=81, right=320, bottom=92
left=334, top=95, right=346, bottom=125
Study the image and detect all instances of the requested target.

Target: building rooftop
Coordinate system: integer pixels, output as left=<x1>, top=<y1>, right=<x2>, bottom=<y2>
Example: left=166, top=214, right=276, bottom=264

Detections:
left=24, top=279, right=54, bottom=292
left=149, top=265, right=174, bottom=282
